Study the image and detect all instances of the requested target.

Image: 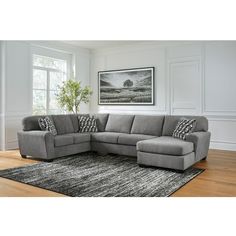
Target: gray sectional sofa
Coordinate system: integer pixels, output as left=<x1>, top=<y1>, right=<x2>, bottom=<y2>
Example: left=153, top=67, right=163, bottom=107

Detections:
left=18, top=113, right=211, bottom=171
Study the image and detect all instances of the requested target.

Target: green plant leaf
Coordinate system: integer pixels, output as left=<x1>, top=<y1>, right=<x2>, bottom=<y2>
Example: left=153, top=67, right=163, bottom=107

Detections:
left=56, top=79, right=92, bottom=114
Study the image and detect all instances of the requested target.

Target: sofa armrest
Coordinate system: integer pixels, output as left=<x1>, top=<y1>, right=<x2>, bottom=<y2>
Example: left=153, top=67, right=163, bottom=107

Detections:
left=186, top=131, right=211, bottom=161
left=17, top=131, right=55, bottom=159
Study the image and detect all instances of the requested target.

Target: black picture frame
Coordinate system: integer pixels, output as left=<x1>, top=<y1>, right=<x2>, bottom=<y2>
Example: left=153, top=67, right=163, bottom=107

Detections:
left=98, top=67, right=155, bottom=105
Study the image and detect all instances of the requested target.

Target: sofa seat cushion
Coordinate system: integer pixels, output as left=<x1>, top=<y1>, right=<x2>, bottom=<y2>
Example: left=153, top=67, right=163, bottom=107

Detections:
left=118, top=133, right=156, bottom=146
left=137, top=136, right=194, bottom=156
left=54, top=135, right=74, bottom=147
left=68, top=133, right=91, bottom=144
left=91, top=132, right=123, bottom=144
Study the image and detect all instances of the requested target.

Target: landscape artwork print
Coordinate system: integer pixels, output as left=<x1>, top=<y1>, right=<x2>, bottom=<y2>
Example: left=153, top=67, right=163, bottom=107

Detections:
left=98, top=67, right=154, bottom=105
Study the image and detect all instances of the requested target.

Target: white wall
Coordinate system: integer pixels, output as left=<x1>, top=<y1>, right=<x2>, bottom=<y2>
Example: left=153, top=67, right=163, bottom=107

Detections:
left=0, top=41, right=90, bottom=150
left=90, top=41, right=236, bottom=151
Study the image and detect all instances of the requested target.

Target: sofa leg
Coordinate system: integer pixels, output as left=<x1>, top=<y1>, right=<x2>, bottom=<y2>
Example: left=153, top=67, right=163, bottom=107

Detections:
left=138, top=164, right=146, bottom=168
left=21, top=154, right=27, bottom=159
left=97, top=151, right=108, bottom=156
left=202, top=156, right=207, bottom=161
left=44, top=159, right=53, bottom=163
left=175, top=169, right=184, bottom=173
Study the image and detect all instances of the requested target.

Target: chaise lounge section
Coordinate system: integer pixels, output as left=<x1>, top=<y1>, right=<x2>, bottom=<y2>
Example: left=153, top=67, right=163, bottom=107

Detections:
left=18, top=113, right=211, bottom=171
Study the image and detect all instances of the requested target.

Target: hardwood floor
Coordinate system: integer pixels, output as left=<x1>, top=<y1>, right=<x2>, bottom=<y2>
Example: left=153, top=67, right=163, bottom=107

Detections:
left=0, top=149, right=236, bottom=197
left=172, top=149, right=236, bottom=196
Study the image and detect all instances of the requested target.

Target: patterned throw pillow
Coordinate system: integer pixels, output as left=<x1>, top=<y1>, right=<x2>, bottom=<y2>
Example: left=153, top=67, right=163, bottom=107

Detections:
left=78, top=116, right=98, bottom=133
left=172, top=118, right=196, bottom=140
left=38, top=116, right=57, bottom=136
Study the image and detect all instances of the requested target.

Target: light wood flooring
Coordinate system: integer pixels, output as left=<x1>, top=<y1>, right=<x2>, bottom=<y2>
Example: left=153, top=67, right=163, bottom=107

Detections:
left=0, top=149, right=236, bottom=197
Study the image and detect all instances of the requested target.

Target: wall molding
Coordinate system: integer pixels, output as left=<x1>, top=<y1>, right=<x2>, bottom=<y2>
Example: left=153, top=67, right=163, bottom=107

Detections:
left=168, top=56, right=201, bottom=115
left=92, top=41, right=202, bottom=56
left=211, top=140, right=236, bottom=145
left=208, top=117, right=236, bottom=122
left=6, top=140, right=18, bottom=150
left=5, top=114, right=24, bottom=150
left=5, top=112, right=31, bottom=118
left=201, top=42, right=236, bottom=116
left=210, top=141, right=236, bottom=151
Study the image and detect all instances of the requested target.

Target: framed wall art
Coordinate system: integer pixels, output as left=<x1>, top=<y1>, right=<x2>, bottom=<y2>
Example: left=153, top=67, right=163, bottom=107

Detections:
left=98, top=67, right=154, bottom=105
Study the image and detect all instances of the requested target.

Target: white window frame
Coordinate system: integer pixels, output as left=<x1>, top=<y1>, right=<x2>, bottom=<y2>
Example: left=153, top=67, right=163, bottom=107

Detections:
left=31, top=45, right=73, bottom=115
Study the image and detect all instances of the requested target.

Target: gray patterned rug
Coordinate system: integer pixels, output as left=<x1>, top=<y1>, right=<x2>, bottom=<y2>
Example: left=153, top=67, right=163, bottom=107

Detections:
left=0, top=152, right=203, bottom=197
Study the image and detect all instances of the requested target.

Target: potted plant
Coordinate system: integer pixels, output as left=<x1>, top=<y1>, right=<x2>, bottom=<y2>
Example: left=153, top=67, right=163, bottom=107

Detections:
left=56, top=79, right=92, bottom=114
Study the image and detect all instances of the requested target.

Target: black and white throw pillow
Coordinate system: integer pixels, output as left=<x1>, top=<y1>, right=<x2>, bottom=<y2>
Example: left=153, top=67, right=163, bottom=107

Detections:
left=78, top=116, right=98, bottom=133
left=172, top=118, right=196, bottom=140
left=38, top=116, right=57, bottom=136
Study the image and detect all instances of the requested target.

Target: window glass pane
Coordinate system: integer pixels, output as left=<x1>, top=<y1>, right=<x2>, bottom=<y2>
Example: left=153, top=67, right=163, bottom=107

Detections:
left=50, top=71, right=66, bottom=90
left=33, top=110, right=46, bottom=115
left=33, top=54, right=67, bottom=72
left=33, top=90, right=46, bottom=115
left=33, top=69, right=47, bottom=89
left=48, top=109, right=64, bottom=115
left=49, top=90, right=59, bottom=110
left=32, top=52, right=70, bottom=115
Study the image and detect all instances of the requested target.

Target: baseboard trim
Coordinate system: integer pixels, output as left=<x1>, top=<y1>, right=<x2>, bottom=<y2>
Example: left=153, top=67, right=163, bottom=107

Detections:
left=210, top=141, right=236, bottom=151
left=6, top=140, right=18, bottom=150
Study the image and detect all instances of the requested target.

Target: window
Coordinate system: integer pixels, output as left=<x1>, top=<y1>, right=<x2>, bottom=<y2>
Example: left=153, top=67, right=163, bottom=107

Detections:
left=32, top=51, right=71, bottom=115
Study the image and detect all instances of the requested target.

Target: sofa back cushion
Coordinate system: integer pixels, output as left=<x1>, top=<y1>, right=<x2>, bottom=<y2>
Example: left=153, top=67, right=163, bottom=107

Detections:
left=52, top=115, right=74, bottom=135
left=92, top=113, right=109, bottom=132
left=22, top=115, right=46, bottom=131
left=131, top=115, right=164, bottom=136
left=22, top=114, right=89, bottom=133
left=162, top=115, right=208, bottom=136
left=105, top=114, right=134, bottom=133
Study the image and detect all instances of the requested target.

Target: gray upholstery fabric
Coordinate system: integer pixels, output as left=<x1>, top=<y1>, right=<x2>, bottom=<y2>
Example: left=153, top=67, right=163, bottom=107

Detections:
left=162, top=115, right=208, bottom=136
left=54, top=142, right=90, bottom=158
left=67, top=133, right=91, bottom=144
left=118, top=133, right=156, bottom=146
left=137, top=151, right=195, bottom=170
left=186, top=131, right=211, bottom=161
left=68, top=114, right=83, bottom=132
left=54, top=135, right=74, bottom=147
left=91, top=142, right=137, bottom=157
left=137, top=136, right=194, bottom=156
left=92, top=113, right=109, bottom=132
left=69, top=114, right=80, bottom=132
left=131, top=115, right=164, bottom=136
left=52, top=115, right=74, bottom=135
left=17, top=131, right=54, bottom=159
left=22, top=115, right=46, bottom=131
left=105, top=114, right=134, bottom=133
left=91, top=132, right=123, bottom=144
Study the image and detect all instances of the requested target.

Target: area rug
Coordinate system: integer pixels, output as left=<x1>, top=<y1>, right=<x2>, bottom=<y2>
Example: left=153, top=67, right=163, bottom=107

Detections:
left=0, top=152, right=204, bottom=197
